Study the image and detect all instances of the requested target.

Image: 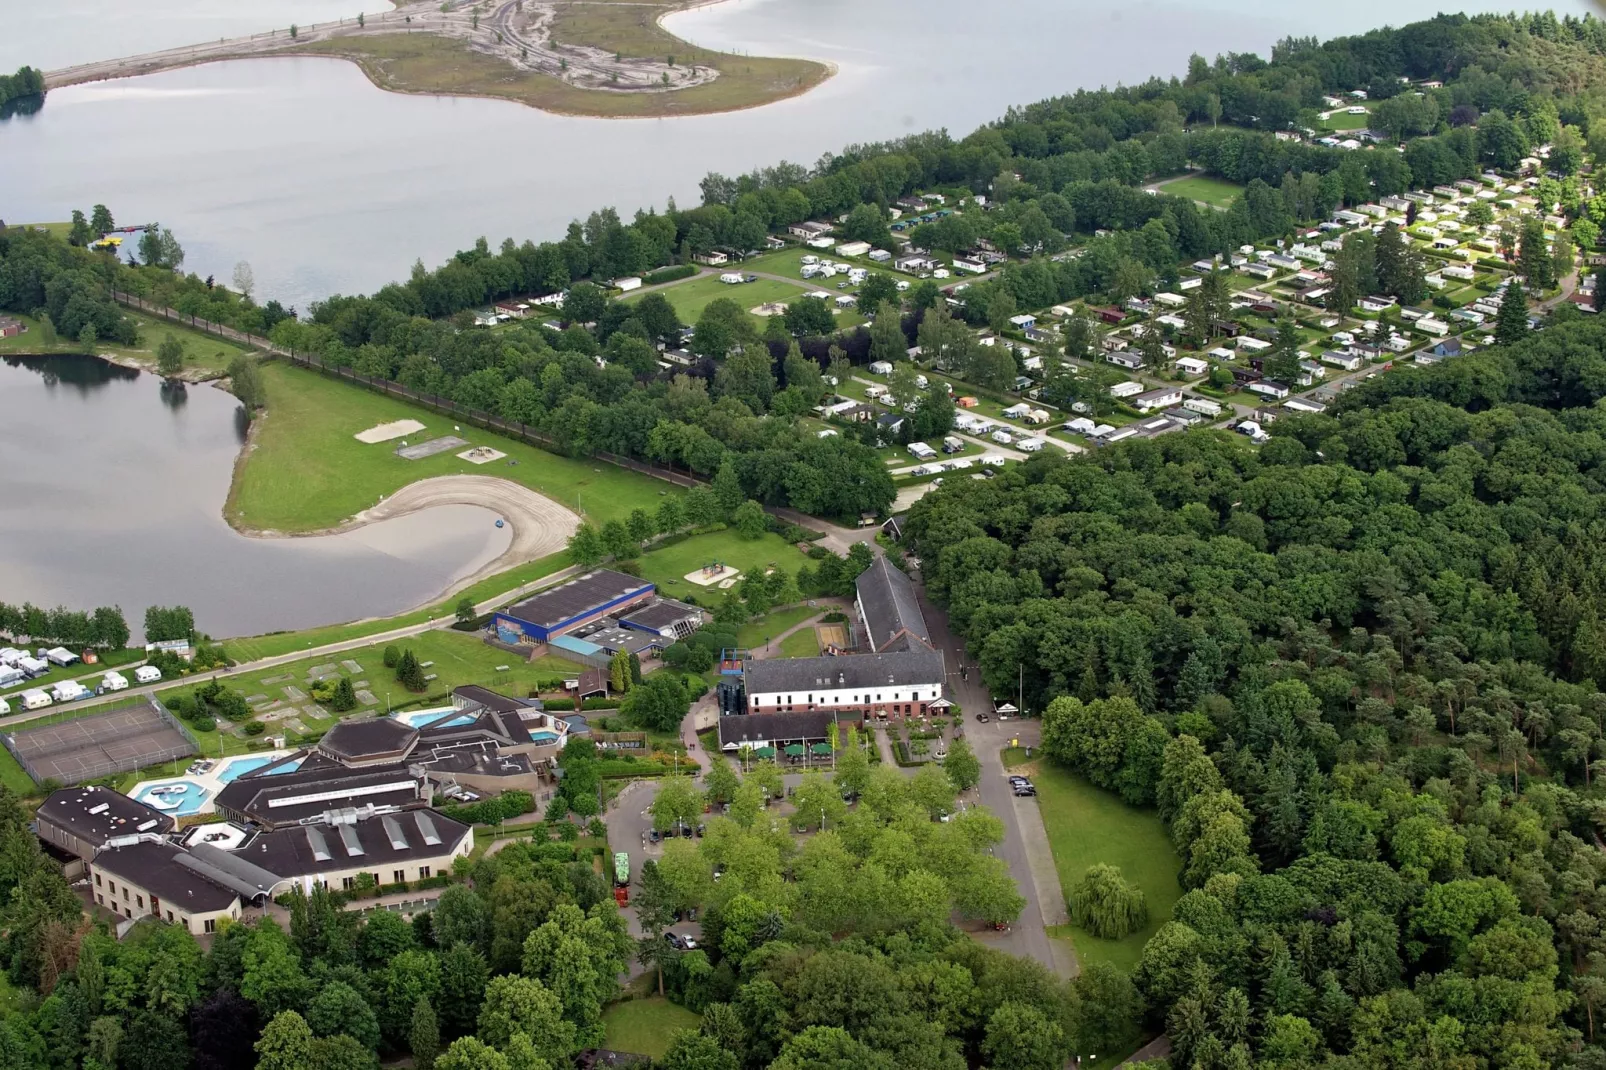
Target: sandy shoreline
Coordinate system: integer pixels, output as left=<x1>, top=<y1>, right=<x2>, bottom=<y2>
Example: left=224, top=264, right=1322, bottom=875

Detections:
left=231, top=474, right=581, bottom=617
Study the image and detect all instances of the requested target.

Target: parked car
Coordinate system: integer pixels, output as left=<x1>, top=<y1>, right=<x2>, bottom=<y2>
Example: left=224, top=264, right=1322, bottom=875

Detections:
left=976, top=712, right=990, bottom=722
left=664, top=932, right=699, bottom=951
left=1013, top=785, right=1037, bottom=798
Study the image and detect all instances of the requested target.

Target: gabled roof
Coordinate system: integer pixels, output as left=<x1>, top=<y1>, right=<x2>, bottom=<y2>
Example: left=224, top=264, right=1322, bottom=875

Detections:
left=744, top=648, right=944, bottom=695
left=855, top=556, right=930, bottom=652
left=718, top=711, right=838, bottom=749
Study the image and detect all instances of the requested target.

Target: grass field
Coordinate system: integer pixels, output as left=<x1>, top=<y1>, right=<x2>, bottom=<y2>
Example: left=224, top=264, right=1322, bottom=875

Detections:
left=0, top=311, right=254, bottom=375
left=228, top=362, right=675, bottom=533
left=626, top=273, right=812, bottom=326
left=1158, top=174, right=1245, bottom=208
left=736, top=605, right=820, bottom=649
left=636, top=529, right=803, bottom=603
left=779, top=629, right=819, bottom=658
left=602, top=997, right=701, bottom=1057
left=289, top=4, right=829, bottom=121
left=1321, top=108, right=1372, bottom=131
left=1004, top=751, right=1181, bottom=973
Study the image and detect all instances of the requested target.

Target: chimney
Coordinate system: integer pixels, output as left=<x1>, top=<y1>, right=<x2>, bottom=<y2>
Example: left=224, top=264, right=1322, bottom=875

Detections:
left=838, top=672, right=845, bottom=687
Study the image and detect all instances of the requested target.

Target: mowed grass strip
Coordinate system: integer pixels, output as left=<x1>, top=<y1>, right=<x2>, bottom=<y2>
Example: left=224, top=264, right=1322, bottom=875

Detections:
left=1005, top=751, right=1182, bottom=973
left=602, top=997, right=701, bottom=1057
left=229, top=362, right=676, bottom=533
left=635, top=529, right=802, bottom=602
left=1158, top=174, right=1245, bottom=208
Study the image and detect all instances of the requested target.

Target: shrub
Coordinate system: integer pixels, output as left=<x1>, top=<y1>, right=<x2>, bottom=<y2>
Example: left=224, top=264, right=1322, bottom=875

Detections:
left=1067, top=864, right=1149, bottom=939
left=243, top=721, right=267, bottom=736
left=587, top=818, right=607, bottom=838
left=644, top=264, right=696, bottom=285
left=383, top=645, right=400, bottom=668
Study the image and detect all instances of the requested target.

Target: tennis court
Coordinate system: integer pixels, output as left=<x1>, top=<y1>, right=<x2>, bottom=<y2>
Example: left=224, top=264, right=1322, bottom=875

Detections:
left=4, top=700, right=197, bottom=785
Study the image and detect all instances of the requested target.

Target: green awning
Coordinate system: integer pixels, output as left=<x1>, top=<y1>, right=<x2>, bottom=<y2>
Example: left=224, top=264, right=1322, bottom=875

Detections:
left=783, top=744, right=805, bottom=756
left=810, top=742, right=833, bottom=755
left=753, top=746, right=777, bottom=758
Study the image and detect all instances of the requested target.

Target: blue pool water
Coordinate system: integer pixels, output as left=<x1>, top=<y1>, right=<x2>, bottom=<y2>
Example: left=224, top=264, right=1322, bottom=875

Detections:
left=529, top=731, right=559, bottom=744
left=217, top=755, right=303, bottom=782
left=394, top=709, right=477, bottom=729
left=133, top=781, right=209, bottom=816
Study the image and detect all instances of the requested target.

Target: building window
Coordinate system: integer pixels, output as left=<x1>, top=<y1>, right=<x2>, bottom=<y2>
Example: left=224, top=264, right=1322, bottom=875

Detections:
left=419, top=866, right=431, bottom=879
left=166, top=911, right=174, bottom=922
left=94, top=873, right=101, bottom=887
left=96, top=894, right=103, bottom=905
left=394, top=870, right=406, bottom=884
left=342, top=876, right=355, bottom=890
left=203, top=919, right=216, bottom=934
left=122, top=887, right=129, bottom=901
left=136, top=895, right=144, bottom=909
left=107, top=880, right=115, bottom=894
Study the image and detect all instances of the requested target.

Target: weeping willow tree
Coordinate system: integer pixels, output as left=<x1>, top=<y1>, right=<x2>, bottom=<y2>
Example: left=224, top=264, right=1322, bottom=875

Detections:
left=1068, top=864, right=1148, bottom=939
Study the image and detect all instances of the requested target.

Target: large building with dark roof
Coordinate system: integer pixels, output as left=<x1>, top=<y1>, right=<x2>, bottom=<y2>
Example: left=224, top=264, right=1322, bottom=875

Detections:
left=90, top=837, right=251, bottom=935
left=493, top=569, right=656, bottom=645
left=855, top=556, right=931, bottom=652
left=36, top=785, right=175, bottom=876
left=742, top=647, right=945, bottom=718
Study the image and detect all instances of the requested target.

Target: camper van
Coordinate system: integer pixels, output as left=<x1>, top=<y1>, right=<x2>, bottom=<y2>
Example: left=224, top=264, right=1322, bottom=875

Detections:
left=941, top=435, right=964, bottom=454
left=51, top=681, right=90, bottom=703
left=20, top=689, right=51, bottom=711
left=134, top=665, right=163, bottom=685
left=100, top=671, right=129, bottom=693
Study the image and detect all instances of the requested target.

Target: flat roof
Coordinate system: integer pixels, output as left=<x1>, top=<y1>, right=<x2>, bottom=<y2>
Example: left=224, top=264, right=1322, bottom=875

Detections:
left=502, top=570, right=654, bottom=631
left=39, top=785, right=175, bottom=845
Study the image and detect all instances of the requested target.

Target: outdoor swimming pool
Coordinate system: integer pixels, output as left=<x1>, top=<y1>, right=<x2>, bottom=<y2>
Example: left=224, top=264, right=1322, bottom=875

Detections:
left=132, top=780, right=210, bottom=817
left=529, top=731, right=560, bottom=745
left=216, top=754, right=304, bottom=783
left=393, top=708, right=476, bottom=729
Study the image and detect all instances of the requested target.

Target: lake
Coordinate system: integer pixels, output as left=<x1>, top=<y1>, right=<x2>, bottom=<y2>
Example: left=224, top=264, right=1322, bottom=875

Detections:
left=0, top=355, right=511, bottom=641
left=2, top=0, right=1595, bottom=311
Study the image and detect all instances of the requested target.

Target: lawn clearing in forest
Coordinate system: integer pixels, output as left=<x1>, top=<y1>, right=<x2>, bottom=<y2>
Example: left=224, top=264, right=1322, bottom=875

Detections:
left=1004, top=750, right=1181, bottom=973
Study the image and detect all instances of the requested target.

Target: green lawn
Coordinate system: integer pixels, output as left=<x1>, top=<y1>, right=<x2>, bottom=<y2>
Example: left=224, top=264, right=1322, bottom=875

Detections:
left=602, top=997, right=701, bottom=1058
left=228, top=362, right=676, bottom=533
left=1005, top=751, right=1181, bottom=973
left=636, top=529, right=804, bottom=604
left=0, top=311, right=254, bottom=375
left=1158, top=174, right=1245, bottom=208
left=1320, top=108, right=1372, bottom=131
left=625, top=273, right=812, bottom=326
left=736, top=604, right=821, bottom=649
left=779, top=628, right=819, bottom=658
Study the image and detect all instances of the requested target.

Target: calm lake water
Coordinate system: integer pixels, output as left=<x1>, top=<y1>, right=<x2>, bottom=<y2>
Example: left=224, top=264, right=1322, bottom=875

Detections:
left=0, top=355, right=510, bottom=641
left=3, top=0, right=1597, bottom=310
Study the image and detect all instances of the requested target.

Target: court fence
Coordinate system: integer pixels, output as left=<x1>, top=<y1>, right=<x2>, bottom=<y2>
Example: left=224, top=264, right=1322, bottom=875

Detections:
left=2, top=694, right=200, bottom=787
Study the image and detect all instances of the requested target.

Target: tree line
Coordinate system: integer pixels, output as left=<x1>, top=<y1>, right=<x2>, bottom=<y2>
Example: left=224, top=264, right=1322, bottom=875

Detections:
left=0, top=603, right=129, bottom=651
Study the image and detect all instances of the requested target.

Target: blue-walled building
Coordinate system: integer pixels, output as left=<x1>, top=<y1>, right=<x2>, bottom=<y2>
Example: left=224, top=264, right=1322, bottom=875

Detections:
left=493, top=570, right=656, bottom=646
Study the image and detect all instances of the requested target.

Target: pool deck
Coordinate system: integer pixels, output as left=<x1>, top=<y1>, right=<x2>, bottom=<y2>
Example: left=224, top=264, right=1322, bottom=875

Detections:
left=127, top=749, right=301, bottom=816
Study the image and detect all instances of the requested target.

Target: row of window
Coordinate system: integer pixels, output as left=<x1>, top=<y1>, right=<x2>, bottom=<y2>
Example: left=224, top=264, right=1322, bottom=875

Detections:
left=755, top=691, right=930, bottom=707
left=95, top=893, right=216, bottom=933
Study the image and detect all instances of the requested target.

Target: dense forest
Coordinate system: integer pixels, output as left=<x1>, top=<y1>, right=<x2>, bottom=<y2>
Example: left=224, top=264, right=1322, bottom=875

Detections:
left=904, top=315, right=1606, bottom=1067
left=21, top=12, right=1594, bottom=519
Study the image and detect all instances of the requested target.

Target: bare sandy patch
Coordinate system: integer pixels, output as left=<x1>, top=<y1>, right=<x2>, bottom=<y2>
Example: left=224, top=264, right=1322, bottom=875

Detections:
left=355, top=419, right=425, bottom=444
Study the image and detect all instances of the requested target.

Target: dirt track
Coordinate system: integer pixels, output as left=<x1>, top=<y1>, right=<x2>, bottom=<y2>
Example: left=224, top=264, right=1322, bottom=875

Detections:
left=341, top=475, right=581, bottom=596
